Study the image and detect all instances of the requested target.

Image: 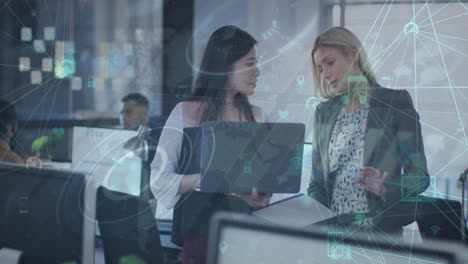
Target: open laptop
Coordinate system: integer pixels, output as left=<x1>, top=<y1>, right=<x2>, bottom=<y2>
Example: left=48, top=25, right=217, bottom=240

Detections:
left=200, top=122, right=305, bottom=193
left=207, top=212, right=464, bottom=264
left=72, top=126, right=143, bottom=196
left=0, top=162, right=96, bottom=263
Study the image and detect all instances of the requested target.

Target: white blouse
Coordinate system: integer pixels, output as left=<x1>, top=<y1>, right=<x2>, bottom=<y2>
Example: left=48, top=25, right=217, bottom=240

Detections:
left=150, top=101, right=266, bottom=209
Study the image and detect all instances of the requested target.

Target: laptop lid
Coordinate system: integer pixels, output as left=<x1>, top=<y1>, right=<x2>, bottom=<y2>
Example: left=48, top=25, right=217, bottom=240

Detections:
left=200, top=122, right=305, bottom=193
left=72, top=126, right=142, bottom=196
left=207, top=212, right=462, bottom=264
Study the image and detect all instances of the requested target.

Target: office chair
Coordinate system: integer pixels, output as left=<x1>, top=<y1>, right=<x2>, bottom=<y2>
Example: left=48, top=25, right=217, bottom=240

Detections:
left=96, top=186, right=165, bottom=264
left=417, top=197, right=467, bottom=242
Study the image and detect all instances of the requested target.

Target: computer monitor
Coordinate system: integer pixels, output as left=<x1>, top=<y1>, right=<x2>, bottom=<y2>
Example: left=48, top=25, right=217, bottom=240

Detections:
left=72, top=126, right=143, bottom=196
left=207, top=212, right=463, bottom=264
left=0, top=162, right=96, bottom=263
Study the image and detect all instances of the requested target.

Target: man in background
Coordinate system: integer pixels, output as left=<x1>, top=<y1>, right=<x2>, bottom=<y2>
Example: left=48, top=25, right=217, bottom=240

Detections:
left=120, top=93, right=160, bottom=213
left=0, top=100, right=24, bottom=164
left=120, top=93, right=149, bottom=130
left=120, top=92, right=156, bottom=162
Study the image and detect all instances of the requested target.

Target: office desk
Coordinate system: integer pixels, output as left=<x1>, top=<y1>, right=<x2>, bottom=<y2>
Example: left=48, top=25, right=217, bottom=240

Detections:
left=43, top=161, right=72, bottom=169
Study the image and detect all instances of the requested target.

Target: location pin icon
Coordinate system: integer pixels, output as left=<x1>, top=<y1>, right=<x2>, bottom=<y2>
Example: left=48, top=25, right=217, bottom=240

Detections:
left=219, top=241, right=228, bottom=254
left=272, top=20, right=278, bottom=28
left=297, top=75, right=305, bottom=86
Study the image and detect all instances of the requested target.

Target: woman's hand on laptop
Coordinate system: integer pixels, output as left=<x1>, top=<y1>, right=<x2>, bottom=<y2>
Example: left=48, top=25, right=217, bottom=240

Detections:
left=229, top=188, right=272, bottom=209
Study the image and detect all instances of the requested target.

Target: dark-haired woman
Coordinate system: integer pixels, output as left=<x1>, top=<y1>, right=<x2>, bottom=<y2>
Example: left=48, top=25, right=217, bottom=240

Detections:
left=150, top=25, right=270, bottom=263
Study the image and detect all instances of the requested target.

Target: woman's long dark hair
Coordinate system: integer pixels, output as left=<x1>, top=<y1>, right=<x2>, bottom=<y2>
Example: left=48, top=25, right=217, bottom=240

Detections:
left=189, top=25, right=257, bottom=125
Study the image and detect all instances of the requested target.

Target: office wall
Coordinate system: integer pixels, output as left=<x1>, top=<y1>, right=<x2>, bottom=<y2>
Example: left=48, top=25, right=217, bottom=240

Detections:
left=0, top=0, right=164, bottom=160
left=194, top=0, right=330, bottom=142
left=343, top=2, right=468, bottom=201
left=92, top=0, right=163, bottom=117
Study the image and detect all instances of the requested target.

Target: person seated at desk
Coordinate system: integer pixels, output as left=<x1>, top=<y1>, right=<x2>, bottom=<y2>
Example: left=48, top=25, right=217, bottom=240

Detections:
left=120, top=92, right=162, bottom=165
left=0, top=100, right=57, bottom=168
left=0, top=100, right=24, bottom=164
left=308, top=27, right=430, bottom=233
left=150, top=25, right=271, bottom=263
left=120, top=92, right=150, bottom=130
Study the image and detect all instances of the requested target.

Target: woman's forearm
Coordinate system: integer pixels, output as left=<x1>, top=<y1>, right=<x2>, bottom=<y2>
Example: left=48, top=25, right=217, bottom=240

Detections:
left=177, top=173, right=201, bottom=194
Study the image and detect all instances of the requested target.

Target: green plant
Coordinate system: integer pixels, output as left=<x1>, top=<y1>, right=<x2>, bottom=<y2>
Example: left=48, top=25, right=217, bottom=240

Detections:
left=31, top=128, right=65, bottom=159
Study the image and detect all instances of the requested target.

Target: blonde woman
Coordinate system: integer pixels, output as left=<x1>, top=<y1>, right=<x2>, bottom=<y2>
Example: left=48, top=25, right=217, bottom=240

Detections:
left=308, top=27, right=429, bottom=232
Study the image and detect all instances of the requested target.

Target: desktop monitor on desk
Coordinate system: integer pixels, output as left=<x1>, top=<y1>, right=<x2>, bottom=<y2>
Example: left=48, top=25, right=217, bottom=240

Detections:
left=0, top=162, right=96, bottom=263
left=72, top=126, right=143, bottom=196
left=207, top=212, right=463, bottom=264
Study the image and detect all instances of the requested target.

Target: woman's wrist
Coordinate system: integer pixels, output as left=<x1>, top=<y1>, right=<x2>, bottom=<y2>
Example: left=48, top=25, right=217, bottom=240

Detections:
left=379, top=185, right=388, bottom=198
left=178, top=173, right=202, bottom=194
left=194, top=174, right=201, bottom=190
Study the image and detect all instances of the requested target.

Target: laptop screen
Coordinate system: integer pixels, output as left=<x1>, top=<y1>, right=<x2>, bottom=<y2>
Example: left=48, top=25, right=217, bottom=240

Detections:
left=72, top=126, right=142, bottom=196
left=208, top=213, right=458, bottom=264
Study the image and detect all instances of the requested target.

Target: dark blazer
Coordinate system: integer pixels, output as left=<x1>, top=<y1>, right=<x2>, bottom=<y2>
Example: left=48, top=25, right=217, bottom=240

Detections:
left=308, top=85, right=430, bottom=219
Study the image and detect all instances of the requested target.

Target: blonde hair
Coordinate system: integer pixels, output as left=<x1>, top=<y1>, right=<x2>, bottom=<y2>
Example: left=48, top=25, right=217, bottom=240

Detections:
left=311, top=27, right=376, bottom=99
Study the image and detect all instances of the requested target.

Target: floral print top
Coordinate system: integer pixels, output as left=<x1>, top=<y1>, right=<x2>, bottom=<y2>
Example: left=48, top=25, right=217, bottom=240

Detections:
left=329, top=106, right=369, bottom=214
